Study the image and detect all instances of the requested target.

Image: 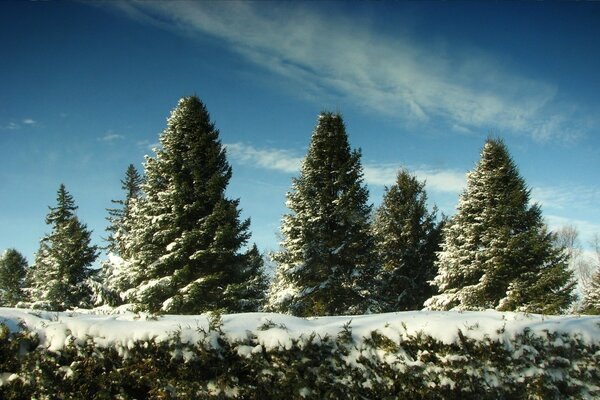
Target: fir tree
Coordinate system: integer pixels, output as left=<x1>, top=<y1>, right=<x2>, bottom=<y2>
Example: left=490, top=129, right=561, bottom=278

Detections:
left=105, top=164, right=143, bottom=256
left=225, top=244, right=269, bottom=312
left=372, top=170, right=443, bottom=311
left=122, top=96, right=264, bottom=314
left=101, top=164, right=144, bottom=305
left=268, top=112, right=377, bottom=316
left=425, top=139, right=575, bottom=314
left=0, top=248, right=28, bottom=306
left=28, top=184, right=99, bottom=310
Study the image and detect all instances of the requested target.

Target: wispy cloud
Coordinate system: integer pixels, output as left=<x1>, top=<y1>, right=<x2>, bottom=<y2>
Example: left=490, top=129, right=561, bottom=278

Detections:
left=98, top=132, right=125, bottom=142
left=109, top=1, right=593, bottom=142
left=226, top=142, right=466, bottom=193
left=225, top=142, right=303, bottom=174
left=364, top=164, right=466, bottom=193
left=1, top=118, right=37, bottom=130
left=531, top=185, right=600, bottom=211
left=545, top=215, right=600, bottom=245
left=136, top=140, right=161, bottom=152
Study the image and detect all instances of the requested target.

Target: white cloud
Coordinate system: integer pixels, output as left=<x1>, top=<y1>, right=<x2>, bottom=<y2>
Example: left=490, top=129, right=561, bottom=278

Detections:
left=110, top=1, right=593, bottom=142
left=225, top=142, right=302, bottom=174
left=136, top=140, right=161, bottom=152
left=364, top=164, right=466, bottom=193
left=98, top=132, right=125, bottom=142
left=226, top=142, right=465, bottom=193
left=531, top=185, right=600, bottom=211
left=1, top=118, right=37, bottom=130
left=545, top=215, right=600, bottom=247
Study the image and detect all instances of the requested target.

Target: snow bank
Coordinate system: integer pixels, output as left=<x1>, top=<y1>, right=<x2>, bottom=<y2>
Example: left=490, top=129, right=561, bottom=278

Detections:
left=1, top=308, right=598, bottom=353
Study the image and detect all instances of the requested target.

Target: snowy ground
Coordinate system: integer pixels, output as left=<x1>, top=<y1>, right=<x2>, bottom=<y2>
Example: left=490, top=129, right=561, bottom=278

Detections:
left=1, top=307, right=599, bottom=353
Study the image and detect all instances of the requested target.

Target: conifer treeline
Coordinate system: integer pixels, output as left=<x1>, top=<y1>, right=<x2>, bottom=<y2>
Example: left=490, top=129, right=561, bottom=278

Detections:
left=1, top=95, right=596, bottom=314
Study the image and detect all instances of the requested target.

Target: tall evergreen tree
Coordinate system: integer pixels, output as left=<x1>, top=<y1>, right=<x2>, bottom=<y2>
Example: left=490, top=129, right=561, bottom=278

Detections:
left=425, top=139, right=575, bottom=314
left=372, top=170, right=443, bottom=311
left=0, top=248, right=28, bottom=306
left=268, top=112, right=376, bottom=316
left=105, top=164, right=143, bottom=256
left=28, top=184, right=99, bottom=310
left=122, top=96, right=266, bottom=314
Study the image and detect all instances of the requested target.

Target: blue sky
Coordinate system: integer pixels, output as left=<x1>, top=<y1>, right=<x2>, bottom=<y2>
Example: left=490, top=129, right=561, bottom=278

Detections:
left=1, top=1, right=600, bottom=266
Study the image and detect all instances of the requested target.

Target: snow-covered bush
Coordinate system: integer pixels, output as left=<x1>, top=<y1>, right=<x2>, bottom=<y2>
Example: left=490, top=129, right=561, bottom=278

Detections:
left=0, top=309, right=599, bottom=398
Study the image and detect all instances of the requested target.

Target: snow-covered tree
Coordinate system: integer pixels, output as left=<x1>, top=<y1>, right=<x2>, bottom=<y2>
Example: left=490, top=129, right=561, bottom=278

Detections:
left=28, top=184, right=99, bottom=310
left=582, top=270, right=600, bottom=314
left=122, top=96, right=266, bottom=314
left=581, top=236, right=600, bottom=314
left=105, top=164, right=143, bottom=256
left=425, top=138, right=575, bottom=314
left=372, top=170, right=443, bottom=311
left=0, top=248, right=28, bottom=306
left=268, top=112, right=377, bottom=316
left=100, top=164, right=144, bottom=306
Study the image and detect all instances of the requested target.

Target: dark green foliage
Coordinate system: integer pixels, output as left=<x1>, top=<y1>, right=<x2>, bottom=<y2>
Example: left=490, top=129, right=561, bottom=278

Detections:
left=372, top=170, right=443, bottom=311
left=270, top=112, right=377, bottom=316
left=428, top=139, right=576, bottom=313
left=27, top=185, right=98, bottom=310
left=123, top=96, right=263, bottom=314
left=0, top=249, right=28, bottom=306
left=225, top=244, right=269, bottom=312
left=1, top=321, right=598, bottom=399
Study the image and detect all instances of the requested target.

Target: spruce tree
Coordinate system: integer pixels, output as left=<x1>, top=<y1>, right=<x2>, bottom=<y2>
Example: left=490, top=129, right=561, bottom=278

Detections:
left=225, top=244, right=269, bottom=312
left=28, top=184, right=99, bottom=310
left=101, top=164, right=144, bottom=305
left=372, top=170, right=443, bottom=311
left=268, top=112, right=376, bottom=316
left=425, top=139, right=575, bottom=314
left=0, top=248, right=28, bottom=306
left=123, top=96, right=265, bottom=314
left=105, top=164, right=143, bottom=256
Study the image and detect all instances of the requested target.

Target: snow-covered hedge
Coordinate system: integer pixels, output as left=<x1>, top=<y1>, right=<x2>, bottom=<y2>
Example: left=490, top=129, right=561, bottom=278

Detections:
left=1, top=308, right=599, bottom=399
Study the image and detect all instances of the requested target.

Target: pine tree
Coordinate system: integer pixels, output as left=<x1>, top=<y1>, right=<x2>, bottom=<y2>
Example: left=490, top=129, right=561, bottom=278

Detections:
left=0, top=248, right=28, bottom=306
left=105, top=164, right=143, bottom=256
left=425, top=139, right=575, bottom=314
left=28, top=184, right=99, bottom=310
left=372, top=170, right=443, bottom=311
left=268, top=112, right=377, bottom=316
left=122, top=96, right=264, bottom=314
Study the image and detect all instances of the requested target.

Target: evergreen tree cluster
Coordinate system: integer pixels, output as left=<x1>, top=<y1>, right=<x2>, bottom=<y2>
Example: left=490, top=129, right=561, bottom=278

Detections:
left=1, top=95, right=589, bottom=316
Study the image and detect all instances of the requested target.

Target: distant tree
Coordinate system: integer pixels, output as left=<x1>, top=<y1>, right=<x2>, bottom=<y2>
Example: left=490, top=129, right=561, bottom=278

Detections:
left=0, top=248, right=28, bottom=306
left=268, top=112, right=377, bottom=316
left=122, top=96, right=266, bottom=314
left=554, top=225, right=598, bottom=311
left=101, top=164, right=144, bottom=306
left=225, top=244, right=269, bottom=312
left=372, top=170, right=443, bottom=311
left=105, top=164, right=143, bottom=256
left=581, top=234, right=600, bottom=314
left=425, top=138, right=575, bottom=314
left=28, top=184, right=99, bottom=310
